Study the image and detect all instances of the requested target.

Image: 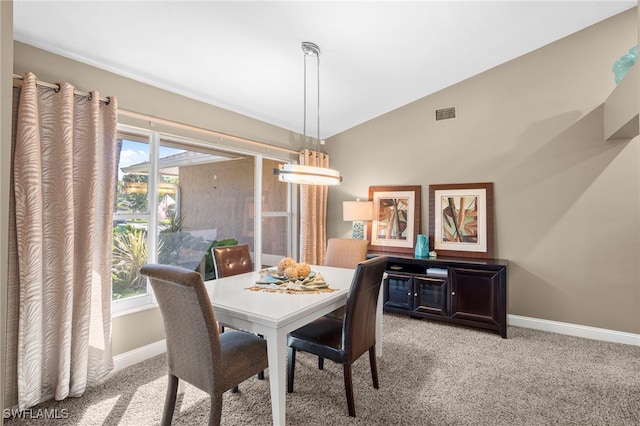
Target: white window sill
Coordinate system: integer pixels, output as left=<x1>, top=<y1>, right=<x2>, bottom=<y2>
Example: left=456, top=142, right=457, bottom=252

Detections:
left=112, top=302, right=158, bottom=318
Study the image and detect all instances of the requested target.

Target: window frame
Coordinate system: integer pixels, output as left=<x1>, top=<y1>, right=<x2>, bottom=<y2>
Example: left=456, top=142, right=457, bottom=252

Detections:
left=112, top=124, right=296, bottom=316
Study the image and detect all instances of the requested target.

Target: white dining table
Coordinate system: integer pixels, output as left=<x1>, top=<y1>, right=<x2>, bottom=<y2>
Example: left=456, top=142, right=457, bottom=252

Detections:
left=203, top=264, right=383, bottom=426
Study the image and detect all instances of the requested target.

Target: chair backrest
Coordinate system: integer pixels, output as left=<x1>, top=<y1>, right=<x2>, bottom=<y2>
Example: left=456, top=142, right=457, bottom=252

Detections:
left=342, top=256, right=388, bottom=361
left=324, top=238, right=369, bottom=269
left=212, top=244, right=254, bottom=278
left=140, top=263, right=222, bottom=395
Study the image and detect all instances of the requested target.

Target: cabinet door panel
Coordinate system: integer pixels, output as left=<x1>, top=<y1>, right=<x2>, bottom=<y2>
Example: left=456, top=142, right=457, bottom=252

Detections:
left=384, top=273, right=413, bottom=310
left=450, top=268, right=499, bottom=325
left=413, top=276, right=447, bottom=316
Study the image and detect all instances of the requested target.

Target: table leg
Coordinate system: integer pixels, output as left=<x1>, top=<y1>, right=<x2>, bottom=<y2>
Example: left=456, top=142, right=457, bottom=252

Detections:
left=265, top=329, right=288, bottom=426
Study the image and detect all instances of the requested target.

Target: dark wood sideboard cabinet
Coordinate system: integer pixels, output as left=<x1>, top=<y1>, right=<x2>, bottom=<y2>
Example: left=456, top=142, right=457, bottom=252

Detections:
left=368, top=251, right=508, bottom=338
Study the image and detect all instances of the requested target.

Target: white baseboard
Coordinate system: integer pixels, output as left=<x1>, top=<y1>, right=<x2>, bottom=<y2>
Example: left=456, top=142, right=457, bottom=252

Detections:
left=111, top=316, right=640, bottom=371
left=112, top=339, right=166, bottom=372
left=508, top=314, right=640, bottom=346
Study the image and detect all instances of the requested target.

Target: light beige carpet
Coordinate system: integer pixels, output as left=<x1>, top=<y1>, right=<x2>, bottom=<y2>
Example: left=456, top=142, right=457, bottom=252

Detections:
left=5, top=313, right=640, bottom=425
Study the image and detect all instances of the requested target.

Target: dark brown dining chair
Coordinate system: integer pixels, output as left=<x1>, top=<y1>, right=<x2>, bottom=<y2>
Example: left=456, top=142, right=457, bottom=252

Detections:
left=287, top=256, right=388, bottom=417
left=140, top=264, right=268, bottom=426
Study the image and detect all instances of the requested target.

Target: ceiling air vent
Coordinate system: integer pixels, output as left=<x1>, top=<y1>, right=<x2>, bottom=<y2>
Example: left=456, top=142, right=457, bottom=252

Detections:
left=435, top=106, right=457, bottom=121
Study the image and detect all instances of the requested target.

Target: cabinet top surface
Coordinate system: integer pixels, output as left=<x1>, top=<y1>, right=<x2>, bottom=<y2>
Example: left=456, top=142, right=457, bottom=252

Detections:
left=367, top=251, right=508, bottom=267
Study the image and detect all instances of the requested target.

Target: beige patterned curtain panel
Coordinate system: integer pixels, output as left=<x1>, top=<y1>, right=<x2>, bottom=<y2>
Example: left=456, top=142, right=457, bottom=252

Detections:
left=7, top=72, right=118, bottom=409
left=299, top=149, right=329, bottom=265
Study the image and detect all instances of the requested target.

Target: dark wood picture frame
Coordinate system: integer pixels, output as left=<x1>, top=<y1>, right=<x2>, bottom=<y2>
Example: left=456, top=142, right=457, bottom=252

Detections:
left=368, top=185, right=421, bottom=254
left=429, top=182, right=494, bottom=259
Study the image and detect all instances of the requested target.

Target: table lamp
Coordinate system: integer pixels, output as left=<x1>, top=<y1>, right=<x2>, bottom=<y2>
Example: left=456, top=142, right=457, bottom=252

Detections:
left=343, top=200, right=373, bottom=239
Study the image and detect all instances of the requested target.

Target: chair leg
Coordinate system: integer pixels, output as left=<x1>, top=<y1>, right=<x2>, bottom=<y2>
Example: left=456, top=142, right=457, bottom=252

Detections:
left=208, top=393, right=223, bottom=426
left=161, top=374, right=179, bottom=426
left=343, top=364, right=356, bottom=417
left=368, top=346, right=379, bottom=389
left=318, top=356, right=324, bottom=370
left=257, top=334, right=265, bottom=380
left=287, top=346, right=296, bottom=393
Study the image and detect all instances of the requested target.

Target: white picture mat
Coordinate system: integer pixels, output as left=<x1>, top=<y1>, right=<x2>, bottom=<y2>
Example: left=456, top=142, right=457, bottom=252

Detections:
left=434, top=188, right=487, bottom=253
left=371, top=190, right=415, bottom=249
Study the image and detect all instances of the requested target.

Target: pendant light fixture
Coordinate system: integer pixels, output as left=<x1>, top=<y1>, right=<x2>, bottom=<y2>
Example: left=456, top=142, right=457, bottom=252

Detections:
left=274, top=42, right=342, bottom=185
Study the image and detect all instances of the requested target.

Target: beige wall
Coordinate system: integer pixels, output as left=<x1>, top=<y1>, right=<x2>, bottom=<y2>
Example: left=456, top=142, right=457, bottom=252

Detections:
left=327, top=9, right=640, bottom=334
left=111, top=308, right=164, bottom=355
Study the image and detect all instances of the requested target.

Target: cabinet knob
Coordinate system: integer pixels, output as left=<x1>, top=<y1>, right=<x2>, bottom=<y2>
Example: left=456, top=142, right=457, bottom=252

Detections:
left=451, top=291, right=456, bottom=296
left=414, top=293, right=418, bottom=297
left=407, top=292, right=411, bottom=296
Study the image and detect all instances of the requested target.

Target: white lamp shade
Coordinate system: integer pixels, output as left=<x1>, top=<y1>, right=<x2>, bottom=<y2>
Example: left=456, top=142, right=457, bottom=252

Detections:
left=343, top=200, right=373, bottom=221
left=276, top=164, right=342, bottom=186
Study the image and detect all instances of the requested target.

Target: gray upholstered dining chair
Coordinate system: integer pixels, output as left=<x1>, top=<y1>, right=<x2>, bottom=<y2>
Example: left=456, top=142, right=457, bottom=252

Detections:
left=140, top=263, right=268, bottom=426
left=287, top=256, right=388, bottom=417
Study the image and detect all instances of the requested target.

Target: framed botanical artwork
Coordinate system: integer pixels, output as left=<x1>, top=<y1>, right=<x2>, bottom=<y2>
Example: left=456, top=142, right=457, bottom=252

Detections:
left=368, top=185, right=421, bottom=254
left=429, top=182, right=494, bottom=259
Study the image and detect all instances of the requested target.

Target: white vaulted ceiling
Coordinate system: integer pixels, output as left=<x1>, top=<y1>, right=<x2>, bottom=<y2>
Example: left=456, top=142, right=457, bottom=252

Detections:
left=13, top=1, right=636, bottom=139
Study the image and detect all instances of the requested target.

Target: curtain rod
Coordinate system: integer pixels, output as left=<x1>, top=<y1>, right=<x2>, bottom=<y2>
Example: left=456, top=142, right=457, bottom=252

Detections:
left=13, top=73, right=110, bottom=103
left=13, top=74, right=299, bottom=156
left=118, top=110, right=299, bottom=155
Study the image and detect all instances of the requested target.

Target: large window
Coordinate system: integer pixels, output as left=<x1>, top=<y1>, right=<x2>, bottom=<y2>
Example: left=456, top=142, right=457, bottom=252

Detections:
left=112, top=126, right=293, bottom=314
left=112, top=136, right=153, bottom=306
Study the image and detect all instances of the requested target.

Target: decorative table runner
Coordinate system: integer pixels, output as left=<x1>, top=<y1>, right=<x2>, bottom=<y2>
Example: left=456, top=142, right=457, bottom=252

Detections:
left=246, top=270, right=337, bottom=294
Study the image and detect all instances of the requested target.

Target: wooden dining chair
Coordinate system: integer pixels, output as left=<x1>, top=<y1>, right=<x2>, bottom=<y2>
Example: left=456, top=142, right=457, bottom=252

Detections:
left=287, top=256, right=388, bottom=417
left=140, top=263, right=268, bottom=426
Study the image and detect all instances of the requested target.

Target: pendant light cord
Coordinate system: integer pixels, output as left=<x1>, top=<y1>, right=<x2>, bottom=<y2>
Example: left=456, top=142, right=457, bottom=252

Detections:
left=273, top=42, right=342, bottom=185
left=301, top=42, right=323, bottom=168
left=303, top=45, right=308, bottom=161
left=316, top=47, right=321, bottom=167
